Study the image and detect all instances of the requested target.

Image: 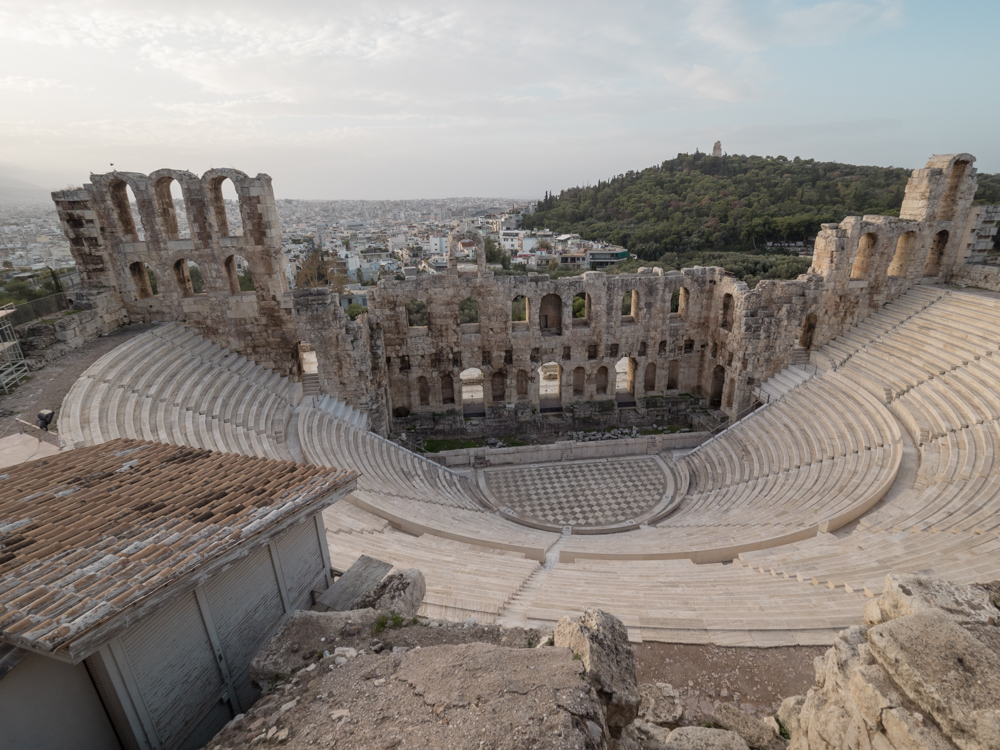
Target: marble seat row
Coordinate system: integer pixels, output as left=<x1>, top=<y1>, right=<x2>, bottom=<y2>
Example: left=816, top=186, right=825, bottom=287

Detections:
left=323, top=503, right=540, bottom=622
left=60, top=324, right=298, bottom=460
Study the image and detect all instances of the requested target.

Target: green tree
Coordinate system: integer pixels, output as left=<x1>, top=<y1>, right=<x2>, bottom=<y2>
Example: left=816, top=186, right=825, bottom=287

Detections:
left=484, top=237, right=510, bottom=268
left=238, top=267, right=254, bottom=292
left=346, top=303, right=365, bottom=320
left=188, top=264, right=205, bottom=293
left=459, top=297, right=479, bottom=324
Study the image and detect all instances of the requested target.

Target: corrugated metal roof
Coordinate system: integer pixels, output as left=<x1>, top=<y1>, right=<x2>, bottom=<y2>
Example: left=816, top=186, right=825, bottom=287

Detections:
left=0, top=439, right=357, bottom=657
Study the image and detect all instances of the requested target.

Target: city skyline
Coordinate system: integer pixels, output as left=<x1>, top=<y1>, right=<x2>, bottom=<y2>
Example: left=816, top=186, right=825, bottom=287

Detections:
left=1, top=0, right=997, bottom=199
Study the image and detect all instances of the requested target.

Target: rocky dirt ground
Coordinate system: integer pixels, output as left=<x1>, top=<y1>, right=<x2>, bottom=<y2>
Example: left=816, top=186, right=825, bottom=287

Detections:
left=0, top=323, right=152, bottom=441
left=208, top=610, right=823, bottom=750
left=634, top=643, right=824, bottom=721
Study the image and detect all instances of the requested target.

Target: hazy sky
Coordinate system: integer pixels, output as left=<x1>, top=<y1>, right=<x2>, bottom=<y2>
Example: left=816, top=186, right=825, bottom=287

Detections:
left=0, top=1, right=997, bottom=199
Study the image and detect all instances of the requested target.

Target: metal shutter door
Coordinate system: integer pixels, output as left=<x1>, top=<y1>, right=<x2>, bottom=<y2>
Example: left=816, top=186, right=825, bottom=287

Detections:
left=203, top=545, right=286, bottom=709
left=119, top=591, right=231, bottom=750
left=275, top=518, right=324, bottom=609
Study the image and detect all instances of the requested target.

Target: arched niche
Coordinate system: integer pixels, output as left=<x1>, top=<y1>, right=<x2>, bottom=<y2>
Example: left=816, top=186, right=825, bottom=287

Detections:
left=888, top=232, right=918, bottom=278
left=923, top=230, right=948, bottom=277
left=441, top=373, right=455, bottom=405
left=595, top=366, right=609, bottom=396
left=799, top=313, right=817, bottom=350
left=572, top=366, right=585, bottom=397
left=644, top=362, right=656, bottom=392
left=851, top=233, right=878, bottom=280
left=417, top=376, right=430, bottom=406
left=709, top=365, right=725, bottom=408
left=516, top=370, right=528, bottom=400
left=720, top=293, right=734, bottom=331
left=491, top=371, right=506, bottom=402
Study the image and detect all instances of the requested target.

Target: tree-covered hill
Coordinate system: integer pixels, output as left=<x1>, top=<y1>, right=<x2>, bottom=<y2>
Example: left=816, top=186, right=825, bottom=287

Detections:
left=526, top=152, right=1000, bottom=261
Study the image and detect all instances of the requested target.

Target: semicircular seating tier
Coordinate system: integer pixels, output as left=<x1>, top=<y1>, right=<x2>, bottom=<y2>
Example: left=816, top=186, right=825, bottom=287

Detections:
left=58, top=285, right=1000, bottom=645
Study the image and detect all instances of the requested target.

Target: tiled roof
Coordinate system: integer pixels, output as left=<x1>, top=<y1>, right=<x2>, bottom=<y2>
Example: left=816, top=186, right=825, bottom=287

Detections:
left=0, top=439, right=357, bottom=658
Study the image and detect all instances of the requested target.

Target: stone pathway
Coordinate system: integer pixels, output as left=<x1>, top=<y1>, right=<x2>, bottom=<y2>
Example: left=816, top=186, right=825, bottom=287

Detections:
left=483, top=456, right=668, bottom=527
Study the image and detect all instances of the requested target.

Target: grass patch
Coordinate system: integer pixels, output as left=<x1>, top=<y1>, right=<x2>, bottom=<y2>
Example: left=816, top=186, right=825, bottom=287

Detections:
left=422, top=437, right=485, bottom=453
left=373, top=610, right=407, bottom=635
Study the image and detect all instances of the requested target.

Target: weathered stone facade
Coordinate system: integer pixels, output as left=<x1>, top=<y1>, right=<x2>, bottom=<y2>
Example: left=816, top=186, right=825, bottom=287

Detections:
left=50, top=154, right=991, bottom=436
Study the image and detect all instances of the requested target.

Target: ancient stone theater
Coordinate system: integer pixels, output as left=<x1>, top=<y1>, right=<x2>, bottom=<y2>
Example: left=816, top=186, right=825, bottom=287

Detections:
left=49, top=154, right=1000, bottom=646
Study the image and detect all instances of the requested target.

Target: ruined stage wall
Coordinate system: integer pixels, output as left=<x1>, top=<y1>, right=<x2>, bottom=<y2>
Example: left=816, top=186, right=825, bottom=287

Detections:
left=51, top=154, right=988, bottom=436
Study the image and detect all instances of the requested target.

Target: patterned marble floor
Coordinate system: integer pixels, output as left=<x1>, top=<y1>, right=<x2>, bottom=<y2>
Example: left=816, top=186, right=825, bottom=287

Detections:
left=481, top=456, right=669, bottom=527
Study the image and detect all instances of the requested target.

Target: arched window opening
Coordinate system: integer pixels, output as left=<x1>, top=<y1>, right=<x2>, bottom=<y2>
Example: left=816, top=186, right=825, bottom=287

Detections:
left=441, top=373, right=455, bottom=405
left=923, top=230, right=949, bottom=277
left=491, top=371, right=506, bottom=402
left=538, top=361, right=561, bottom=411
left=417, top=376, right=430, bottom=406
left=638, top=341, right=647, bottom=357
left=406, top=299, right=429, bottom=328
left=888, top=232, right=918, bottom=278
left=171, top=179, right=190, bottom=239
left=644, top=362, right=656, bottom=393
left=621, top=290, right=638, bottom=321
left=209, top=177, right=243, bottom=237
left=709, top=365, right=725, bottom=408
left=670, top=289, right=680, bottom=313
left=851, top=233, right=878, bottom=280
left=667, top=360, right=679, bottom=390
left=459, top=297, right=479, bottom=325
left=939, top=160, right=969, bottom=223
left=129, top=261, right=157, bottom=299
left=460, top=367, right=485, bottom=417
left=512, top=295, right=528, bottom=323
left=615, top=357, right=636, bottom=404
left=539, top=294, right=561, bottom=335
left=572, top=366, right=585, bottom=397
left=122, top=184, right=146, bottom=241
left=109, top=180, right=138, bottom=241
left=173, top=258, right=204, bottom=296
left=720, top=293, right=734, bottom=331
left=516, top=370, right=528, bottom=400
left=658, top=340, right=667, bottom=355
left=154, top=178, right=191, bottom=241
left=225, top=255, right=254, bottom=294
left=572, top=292, right=589, bottom=325
left=678, top=287, right=690, bottom=319
left=799, top=314, right=817, bottom=350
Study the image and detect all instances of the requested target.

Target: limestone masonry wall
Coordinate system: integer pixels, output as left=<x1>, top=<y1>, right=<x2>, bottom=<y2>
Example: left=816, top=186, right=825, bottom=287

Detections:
left=49, top=154, right=994, bottom=435
left=785, top=574, right=1000, bottom=750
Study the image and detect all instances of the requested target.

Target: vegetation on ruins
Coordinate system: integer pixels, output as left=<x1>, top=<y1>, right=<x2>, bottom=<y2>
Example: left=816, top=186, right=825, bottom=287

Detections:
left=607, top=252, right=812, bottom=289
left=346, top=303, right=365, bottom=320
left=295, top=250, right=348, bottom=290
left=527, top=152, right=1000, bottom=259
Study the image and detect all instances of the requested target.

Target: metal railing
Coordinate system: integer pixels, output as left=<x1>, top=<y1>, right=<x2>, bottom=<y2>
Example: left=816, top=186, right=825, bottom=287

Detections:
left=8, top=293, right=72, bottom=327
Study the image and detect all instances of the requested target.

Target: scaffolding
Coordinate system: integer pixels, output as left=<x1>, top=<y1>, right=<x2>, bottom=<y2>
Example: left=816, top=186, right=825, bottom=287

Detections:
left=0, top=303, right=29, bottom=393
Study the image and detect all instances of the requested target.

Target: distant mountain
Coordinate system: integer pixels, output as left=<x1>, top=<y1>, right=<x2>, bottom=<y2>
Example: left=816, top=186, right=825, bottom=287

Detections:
left=0, top=175, right=52, bottom=202
left=526, top=152, right=1000, bottom=261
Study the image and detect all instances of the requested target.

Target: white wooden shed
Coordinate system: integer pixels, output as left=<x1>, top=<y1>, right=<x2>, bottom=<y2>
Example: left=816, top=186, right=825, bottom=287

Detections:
left=0, top=439, right=357, bottom=749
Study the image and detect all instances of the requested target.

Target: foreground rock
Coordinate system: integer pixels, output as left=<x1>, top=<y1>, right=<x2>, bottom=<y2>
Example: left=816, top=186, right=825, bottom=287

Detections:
left=212, top=640, right=609, bottom=750
left=556, top=608, right=642, bottom=736
left=353, top=568, right=426, bottom=617
left=786, top=574, right=1000, bottom=750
